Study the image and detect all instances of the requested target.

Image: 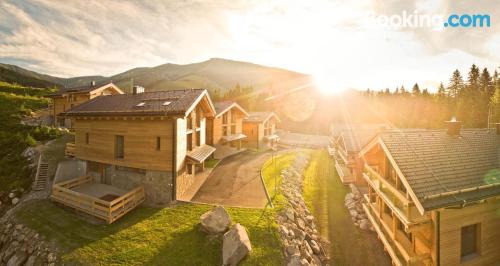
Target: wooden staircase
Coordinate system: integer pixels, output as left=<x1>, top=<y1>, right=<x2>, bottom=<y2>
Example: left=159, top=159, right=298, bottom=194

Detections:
left=33, top=156, right=49, bottom=191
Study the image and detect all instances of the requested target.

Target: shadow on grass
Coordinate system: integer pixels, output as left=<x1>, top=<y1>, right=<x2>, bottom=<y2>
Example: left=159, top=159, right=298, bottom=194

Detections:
left=14, top=199, right=161, bottom=255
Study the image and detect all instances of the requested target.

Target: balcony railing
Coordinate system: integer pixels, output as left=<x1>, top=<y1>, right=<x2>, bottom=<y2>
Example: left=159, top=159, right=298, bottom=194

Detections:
left=51, top=176, right=145, bottom=224
left=65, top=143, right=76, bottom=157
left=363, top=165, right=431, bottom=225
left=363, top=201, right=432, bottom=266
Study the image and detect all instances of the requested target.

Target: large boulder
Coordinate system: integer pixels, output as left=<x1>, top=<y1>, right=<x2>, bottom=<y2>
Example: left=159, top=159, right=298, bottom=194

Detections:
left=200, top=206, right=231, bottom=234
left=222, top=223, right=252, bottom=266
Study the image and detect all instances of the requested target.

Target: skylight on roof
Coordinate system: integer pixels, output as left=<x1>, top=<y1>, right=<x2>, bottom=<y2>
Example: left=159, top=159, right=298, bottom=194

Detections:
left=162, top=101, right=172, bottom=106
left=136, top=102, right=146, bottom=107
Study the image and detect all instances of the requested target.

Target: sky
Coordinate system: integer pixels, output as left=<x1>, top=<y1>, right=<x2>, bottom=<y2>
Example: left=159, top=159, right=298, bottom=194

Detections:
left=0, top=0, right=498, bottom=93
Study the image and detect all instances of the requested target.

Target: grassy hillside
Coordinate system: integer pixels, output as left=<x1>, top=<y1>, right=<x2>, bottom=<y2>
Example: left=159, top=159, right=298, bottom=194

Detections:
left=0, top=81, right=60, bottom=193
left=0, top=64, right=62, bottom=88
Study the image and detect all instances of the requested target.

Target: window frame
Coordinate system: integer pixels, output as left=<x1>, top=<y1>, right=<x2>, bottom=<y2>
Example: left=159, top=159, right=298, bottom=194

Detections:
left=461, top=223, right=481, bottom=262
left=115, top=135, right=124, bottom=159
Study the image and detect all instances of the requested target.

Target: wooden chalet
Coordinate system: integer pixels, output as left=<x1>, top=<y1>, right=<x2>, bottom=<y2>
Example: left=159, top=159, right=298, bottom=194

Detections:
left=242, top=112, right=280, bottom=150
left=206, top=101, right=249, bottom=159
left=47, top=81, right=124, bottom=127
left=329, top=124, right=385, bottom=184
left=359, top=121, right=500, bottom=266
left=56, top=89, right=217, bottom=222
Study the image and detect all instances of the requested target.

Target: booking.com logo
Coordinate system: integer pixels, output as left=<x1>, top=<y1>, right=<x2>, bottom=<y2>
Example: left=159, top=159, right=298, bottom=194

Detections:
left=369, top=10, right=491, bottom=29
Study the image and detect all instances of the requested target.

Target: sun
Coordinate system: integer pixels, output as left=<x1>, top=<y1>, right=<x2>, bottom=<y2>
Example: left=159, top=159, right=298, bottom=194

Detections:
left=312, top=71, right=346, bottom=95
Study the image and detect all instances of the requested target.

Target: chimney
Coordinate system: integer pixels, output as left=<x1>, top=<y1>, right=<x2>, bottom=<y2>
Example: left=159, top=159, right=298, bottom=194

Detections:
left=496, top=123, right=500, bottom=135
left=91, top=80, right=96, bottom=86
left=133, top=85, right=145, bottom=95
left=445, top=118, right=461, bottom=136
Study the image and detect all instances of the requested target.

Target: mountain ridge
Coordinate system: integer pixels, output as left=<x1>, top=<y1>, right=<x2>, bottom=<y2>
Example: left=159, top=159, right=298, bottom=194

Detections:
left=0, top=58, right=311, bottom=94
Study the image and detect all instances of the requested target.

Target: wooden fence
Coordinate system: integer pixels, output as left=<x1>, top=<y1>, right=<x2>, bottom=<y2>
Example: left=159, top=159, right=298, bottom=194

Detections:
left=51, top=176, right=145, bottom=224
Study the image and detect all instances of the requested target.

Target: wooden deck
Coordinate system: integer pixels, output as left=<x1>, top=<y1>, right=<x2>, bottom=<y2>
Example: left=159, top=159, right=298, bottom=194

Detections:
left=65, top=142, right=75, bottom=157
left=51, top=176, right=145, bottom=223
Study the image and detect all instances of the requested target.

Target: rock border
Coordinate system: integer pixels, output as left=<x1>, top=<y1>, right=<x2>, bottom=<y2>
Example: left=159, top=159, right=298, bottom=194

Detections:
left=275, top=152, right=329, bottom=266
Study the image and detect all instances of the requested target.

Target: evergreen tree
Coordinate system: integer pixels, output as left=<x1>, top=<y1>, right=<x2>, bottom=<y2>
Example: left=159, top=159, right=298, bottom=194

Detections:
left=422, top=88, right=430, bottom=97
left=479, top=68, right=494, bottom=99
left=447, top=69, right=463, bottom=98
left=437, top=83, right=446, bottom=100
left=412, top=83, right=421, bottom=95
left=400, top=85, right=407, bottom=95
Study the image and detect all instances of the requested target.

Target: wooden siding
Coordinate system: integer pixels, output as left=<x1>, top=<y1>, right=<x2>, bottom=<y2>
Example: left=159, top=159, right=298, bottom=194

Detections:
left=242, top=122, right=261, bottom=149
left=439, top=198, right=500, bottom=266
left=209, top=109, right=245, bottom=145
left=74, top=118, right=174, bottom=171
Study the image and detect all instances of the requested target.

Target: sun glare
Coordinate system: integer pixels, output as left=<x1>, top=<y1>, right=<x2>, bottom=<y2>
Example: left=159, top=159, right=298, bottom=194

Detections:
left=313, top=72, right=346, bottom=95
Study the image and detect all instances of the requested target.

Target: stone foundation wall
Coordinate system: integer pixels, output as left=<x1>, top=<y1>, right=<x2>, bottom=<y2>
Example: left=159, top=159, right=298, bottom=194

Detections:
left=88, top=165, right=174, bottom=206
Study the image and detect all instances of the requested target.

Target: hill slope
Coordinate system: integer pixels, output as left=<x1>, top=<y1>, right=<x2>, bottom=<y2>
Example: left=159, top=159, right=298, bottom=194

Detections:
left=0, top=59, right=311, bottom=94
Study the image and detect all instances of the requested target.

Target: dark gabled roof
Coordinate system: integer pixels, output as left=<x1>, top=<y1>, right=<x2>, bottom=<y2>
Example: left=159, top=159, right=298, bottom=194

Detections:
left=244, top=111, right=280, bottom=123
left=47, top=82, right=118, bottom=97
left=379, top=129, right=500, bottom=211
left=214, top=101, right=248, bottom=118
left=340, top=129, right=380, bottom=153
left=331, top=123, right=387, bottom=138
left=63, top=89, right=213, bottom=117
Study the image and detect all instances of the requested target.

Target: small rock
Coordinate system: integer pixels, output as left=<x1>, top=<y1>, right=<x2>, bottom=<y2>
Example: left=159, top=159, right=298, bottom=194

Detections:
left=285, top=208, right=295, bottom=221
left=222, top=223, right=252, bottom=266
left=200, top=206, right=231, bottom=234
left=309, top=240, right=321, bottom=255
left=286, top=244, right=300, bottom=256
left=24, top=255, right=43, bottom=266
left=11, top=198, right=19, bottom=205
left=296, top=218, right=305, bottom=230
left=8, top=193, right=15, bottom=199
left=47, top=253, right=56, bottom=263
left=359, top=219, right=371, bottom=230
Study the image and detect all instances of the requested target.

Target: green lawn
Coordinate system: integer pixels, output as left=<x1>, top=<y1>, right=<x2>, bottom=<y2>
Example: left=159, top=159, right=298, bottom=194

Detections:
left=303, top=150, right=391, bottom=266
left=260, top=151, right=297, bottom=207
left=15, top=200, right=283, bottom=265
left=204, top=158, right=220, bottom=168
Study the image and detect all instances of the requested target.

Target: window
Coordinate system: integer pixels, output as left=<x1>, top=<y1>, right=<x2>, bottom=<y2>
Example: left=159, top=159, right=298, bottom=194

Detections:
left=196, top=108, right=202, bottom=127
left=85, top=133, right=89, bottom=144
left=461, top=224, right=480, bottom=260
left=156, top=137, right=161, bottom=151
left=231, top=125, right=236, bottom=134
left=223, top=126, right=228, bottom=136
left=187, top=133, right=192, bottom=151
left=196, top=131, right=201, bottom=146
left=384, top=203, right=391, bottom=215
left=231, top=110, right=236, bottom=123
left=136, top=102, right=145, bottom=107
left=222, top=113, right=228, bottom=124
left=187, top=115, right=193, bottom=130
left=187, top=163, right=193, bottom=175
left=115, top=135, right=124, bottom=159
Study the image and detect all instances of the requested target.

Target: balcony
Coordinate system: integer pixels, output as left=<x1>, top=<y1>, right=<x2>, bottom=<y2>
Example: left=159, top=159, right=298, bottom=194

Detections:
left=363, top=165, right=430, bottom=225
left=51, top=176, right=145, bottom=224
left=363, top=201, right=432, bottom=266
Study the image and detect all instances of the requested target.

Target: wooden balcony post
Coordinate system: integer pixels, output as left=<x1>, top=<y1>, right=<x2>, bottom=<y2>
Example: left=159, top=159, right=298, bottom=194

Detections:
left=391, top=214, right=397, bottom=239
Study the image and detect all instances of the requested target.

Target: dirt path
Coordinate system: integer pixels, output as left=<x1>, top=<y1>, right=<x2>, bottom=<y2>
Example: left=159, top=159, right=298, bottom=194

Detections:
left=305, top=151, right=391, bottom=266
left=191, top=151, right=271, bottom=208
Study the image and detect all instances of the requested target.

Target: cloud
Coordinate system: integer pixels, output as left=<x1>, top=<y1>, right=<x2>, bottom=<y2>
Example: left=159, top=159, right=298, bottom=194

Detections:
left=0, top=0, right=497, bottom=92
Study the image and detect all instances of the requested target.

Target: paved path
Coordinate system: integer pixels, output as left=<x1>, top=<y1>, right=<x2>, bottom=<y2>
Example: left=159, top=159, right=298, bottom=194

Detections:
left=191, top=151, right=272, bottom=208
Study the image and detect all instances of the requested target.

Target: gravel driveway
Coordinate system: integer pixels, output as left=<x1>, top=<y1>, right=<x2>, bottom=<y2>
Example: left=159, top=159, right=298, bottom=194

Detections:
left=191, top=151, right=272, bottom=208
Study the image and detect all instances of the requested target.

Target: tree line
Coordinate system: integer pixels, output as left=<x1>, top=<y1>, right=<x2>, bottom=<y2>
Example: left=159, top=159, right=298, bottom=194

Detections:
left=362, top=64, right=499, bottom=128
